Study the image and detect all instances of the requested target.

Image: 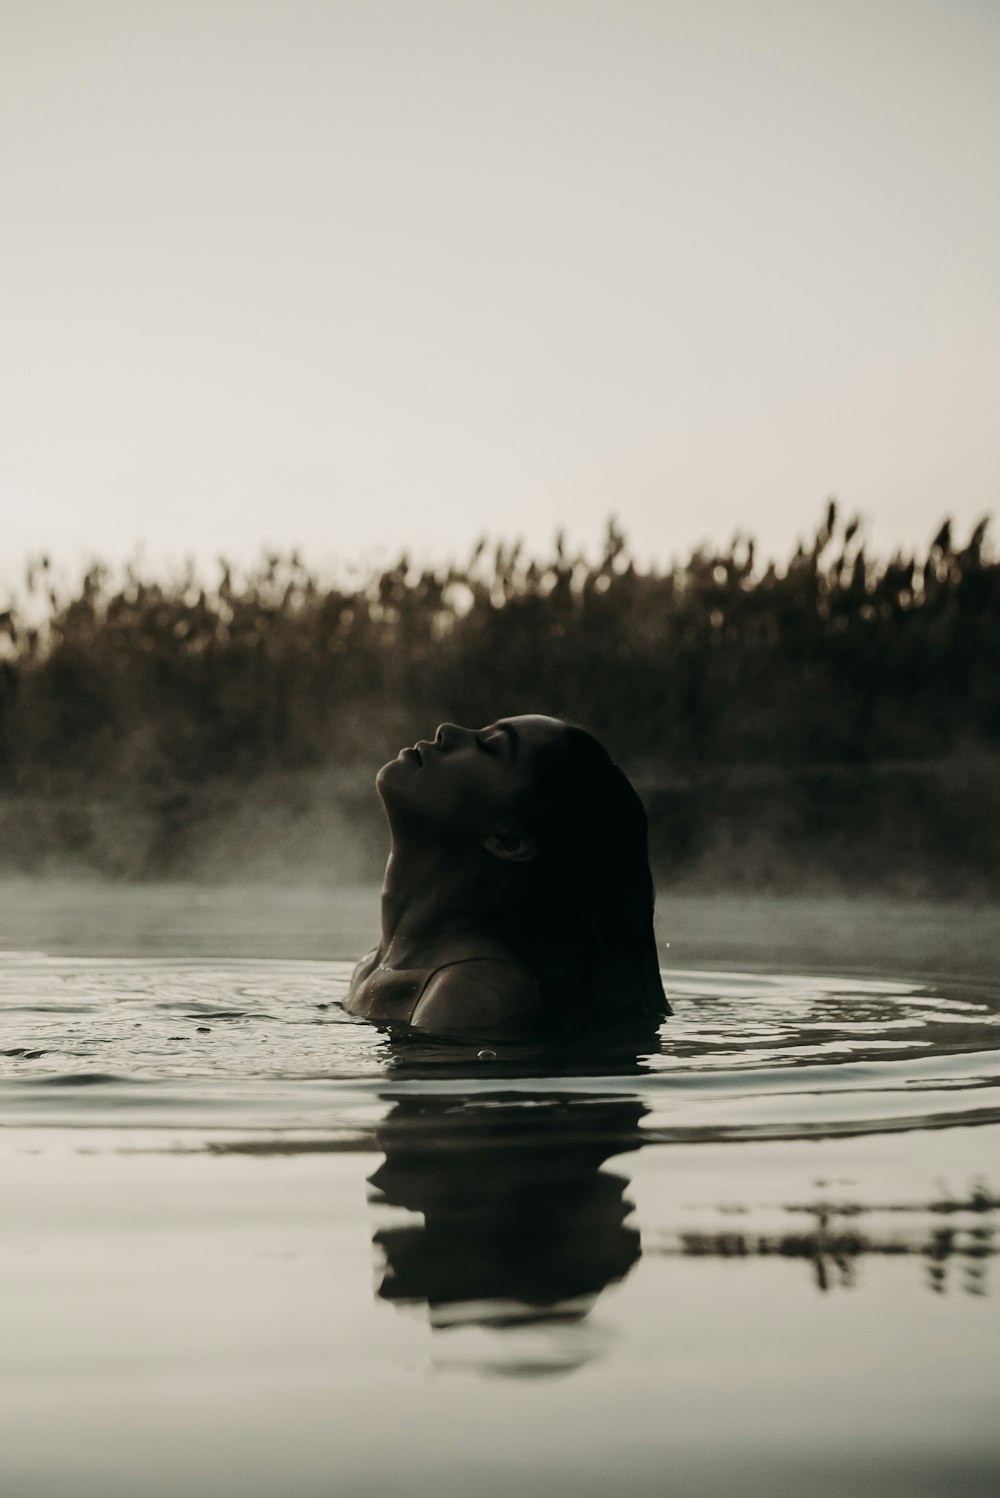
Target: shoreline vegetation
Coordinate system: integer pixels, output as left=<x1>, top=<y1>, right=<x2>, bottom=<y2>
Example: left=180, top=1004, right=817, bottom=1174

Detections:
left=1, top=504, right=998, bottom=895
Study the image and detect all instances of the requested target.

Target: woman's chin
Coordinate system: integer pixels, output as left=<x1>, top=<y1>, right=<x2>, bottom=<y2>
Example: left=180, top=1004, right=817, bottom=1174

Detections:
left=375, top=755, right=415, bottom=800
left=374, top=760, right=395, bottom=796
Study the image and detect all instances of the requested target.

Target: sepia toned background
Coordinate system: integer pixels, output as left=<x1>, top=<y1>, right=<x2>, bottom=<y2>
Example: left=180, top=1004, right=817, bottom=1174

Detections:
left=2, top=0, right=998, bottom=890
left=3, top=13, right=1000, bottom=1498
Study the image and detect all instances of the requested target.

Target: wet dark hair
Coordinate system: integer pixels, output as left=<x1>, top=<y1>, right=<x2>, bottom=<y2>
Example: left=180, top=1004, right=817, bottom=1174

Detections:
left=494, top=724, right=670, bottom=1031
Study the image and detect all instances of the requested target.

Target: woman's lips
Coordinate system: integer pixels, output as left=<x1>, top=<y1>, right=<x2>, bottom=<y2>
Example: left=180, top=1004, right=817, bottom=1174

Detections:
left=400, top=745, right=422, bottom=764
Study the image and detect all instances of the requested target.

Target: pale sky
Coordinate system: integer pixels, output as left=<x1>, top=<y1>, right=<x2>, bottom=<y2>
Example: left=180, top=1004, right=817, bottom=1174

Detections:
left=2, top=0, right=999, bottom=588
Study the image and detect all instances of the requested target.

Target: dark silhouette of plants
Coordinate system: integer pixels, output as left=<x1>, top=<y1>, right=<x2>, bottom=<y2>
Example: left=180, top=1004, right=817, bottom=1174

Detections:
left=0, top=509, right=994, bottom=886
left=2, top=504, right=995, bottom=795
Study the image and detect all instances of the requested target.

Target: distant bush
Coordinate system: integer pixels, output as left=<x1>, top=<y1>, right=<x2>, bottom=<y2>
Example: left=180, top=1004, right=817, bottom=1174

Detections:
left=0, top=504, right=997, bottom=793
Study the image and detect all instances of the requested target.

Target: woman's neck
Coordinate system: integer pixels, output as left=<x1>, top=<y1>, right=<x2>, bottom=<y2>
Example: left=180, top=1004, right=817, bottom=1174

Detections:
left=378, top=843, right=501, bottom=959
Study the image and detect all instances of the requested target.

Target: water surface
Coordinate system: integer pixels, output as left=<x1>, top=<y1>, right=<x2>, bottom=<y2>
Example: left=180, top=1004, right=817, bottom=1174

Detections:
left=2, top=886, right=999, bottom=1498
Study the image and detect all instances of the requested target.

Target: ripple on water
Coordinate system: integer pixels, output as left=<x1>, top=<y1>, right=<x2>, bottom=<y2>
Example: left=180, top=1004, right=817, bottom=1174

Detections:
left=0, top=954, right=998, bottom=1143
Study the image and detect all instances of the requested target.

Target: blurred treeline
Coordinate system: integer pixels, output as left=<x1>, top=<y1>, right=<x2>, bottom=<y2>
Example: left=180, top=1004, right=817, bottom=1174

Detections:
left=1, top=504, right=998, bottom=890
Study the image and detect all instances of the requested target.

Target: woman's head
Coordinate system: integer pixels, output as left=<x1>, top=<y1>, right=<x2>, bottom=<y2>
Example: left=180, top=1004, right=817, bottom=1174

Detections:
left=378, top=714, right=669, bottom=1029
left=376, top=714, right=564, bottom=857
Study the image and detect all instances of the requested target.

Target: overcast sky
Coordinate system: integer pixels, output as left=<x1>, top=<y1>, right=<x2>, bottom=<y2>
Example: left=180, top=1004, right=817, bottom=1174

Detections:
left=2, top=0, right=998, bottom=587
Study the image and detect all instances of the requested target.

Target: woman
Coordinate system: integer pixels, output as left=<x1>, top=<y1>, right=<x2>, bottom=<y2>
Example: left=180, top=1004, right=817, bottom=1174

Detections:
left=344, top=714, right=670, bottom=1039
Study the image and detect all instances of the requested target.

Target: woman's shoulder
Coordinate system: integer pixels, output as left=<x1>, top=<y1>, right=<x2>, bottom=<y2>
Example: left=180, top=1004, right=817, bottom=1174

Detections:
left=344, top=946, right=418, bottom=1022
left=344, top=935, right=541, bottom=1032
left=409, top=955, right=542, bottom=1035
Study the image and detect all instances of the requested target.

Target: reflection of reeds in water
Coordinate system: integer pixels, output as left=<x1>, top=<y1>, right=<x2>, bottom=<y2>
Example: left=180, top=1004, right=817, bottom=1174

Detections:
left=651, top=1182, right=998, bottom=1296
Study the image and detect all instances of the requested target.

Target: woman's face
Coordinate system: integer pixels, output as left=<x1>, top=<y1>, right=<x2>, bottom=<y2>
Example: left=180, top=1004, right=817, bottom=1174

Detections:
left=377, top=714, right=568, bottom=843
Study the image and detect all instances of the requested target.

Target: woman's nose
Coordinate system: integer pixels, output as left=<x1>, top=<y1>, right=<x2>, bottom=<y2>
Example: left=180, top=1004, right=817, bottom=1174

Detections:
left=434, top=722, right=466, bottom=750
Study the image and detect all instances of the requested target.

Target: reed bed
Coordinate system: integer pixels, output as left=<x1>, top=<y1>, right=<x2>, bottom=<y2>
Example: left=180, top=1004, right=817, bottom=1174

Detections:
left=1, top=505, right=998, bottom=888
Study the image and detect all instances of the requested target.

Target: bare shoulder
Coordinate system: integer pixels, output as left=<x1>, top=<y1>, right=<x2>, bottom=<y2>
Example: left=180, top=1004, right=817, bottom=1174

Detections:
left=342, top=948, right=381, bottom=1017
left=409, top=959, right=544, bottom=1036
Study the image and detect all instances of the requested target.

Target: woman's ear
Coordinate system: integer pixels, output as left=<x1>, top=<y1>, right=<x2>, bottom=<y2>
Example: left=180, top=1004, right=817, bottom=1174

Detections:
left=482, top=826, right=538, bottom=864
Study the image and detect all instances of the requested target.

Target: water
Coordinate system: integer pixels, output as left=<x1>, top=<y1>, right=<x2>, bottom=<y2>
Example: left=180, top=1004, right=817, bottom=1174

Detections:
left=2, top=885, right=999, bottom=1498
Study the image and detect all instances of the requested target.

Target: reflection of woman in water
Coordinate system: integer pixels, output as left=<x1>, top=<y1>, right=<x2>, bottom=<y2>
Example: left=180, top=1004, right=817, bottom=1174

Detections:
left=344, top=715, right=670, bottom=1038
left=368, top=1095, right=645, bottom=1354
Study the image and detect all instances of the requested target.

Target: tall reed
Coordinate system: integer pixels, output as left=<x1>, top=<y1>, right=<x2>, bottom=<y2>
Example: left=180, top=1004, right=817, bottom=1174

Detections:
left=1, top=505, right=996, bottom=792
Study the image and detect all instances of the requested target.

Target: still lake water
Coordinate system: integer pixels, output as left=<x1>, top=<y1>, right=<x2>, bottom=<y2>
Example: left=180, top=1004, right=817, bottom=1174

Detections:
left=2, top=884, right=999, bottom=1498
